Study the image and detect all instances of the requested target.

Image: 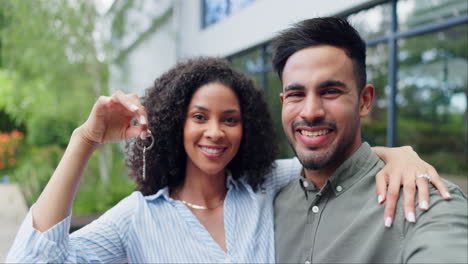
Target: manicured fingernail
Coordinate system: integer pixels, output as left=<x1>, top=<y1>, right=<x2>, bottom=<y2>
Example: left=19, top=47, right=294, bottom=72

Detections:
left=378, top=195, right=384, bottom=204
left=140, top=131, right=147, bottom=140
left=407, top=212, right=416, bottom=223
left=444, top=192, right=451, bottom=199
left=420, top=200, right=429, bottom=210
left=139, top=115, right=147, bottom=125
left=130, top=104, right=139, bottom=111
left=385, top=217, right=393, bottom=227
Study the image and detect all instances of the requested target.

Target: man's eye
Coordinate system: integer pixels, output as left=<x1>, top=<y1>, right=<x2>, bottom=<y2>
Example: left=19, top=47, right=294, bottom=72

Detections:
left=286, top=92, right=304, bottom=98
left=322, top=89, right=342, bottom=96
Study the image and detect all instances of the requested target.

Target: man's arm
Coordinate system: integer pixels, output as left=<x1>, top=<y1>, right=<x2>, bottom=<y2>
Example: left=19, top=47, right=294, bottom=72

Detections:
left=402, top=182, right=467, bottom=263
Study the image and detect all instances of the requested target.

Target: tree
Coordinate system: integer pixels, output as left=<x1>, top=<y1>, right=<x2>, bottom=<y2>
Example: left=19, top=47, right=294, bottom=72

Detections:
left=0, top=0, right=132, bottom=211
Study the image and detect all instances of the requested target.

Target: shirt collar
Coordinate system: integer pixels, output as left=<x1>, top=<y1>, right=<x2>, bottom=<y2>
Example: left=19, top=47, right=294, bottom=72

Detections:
left=299, top=142, right=379, bottom=197
left=327, top=142, right=379, bottom=196
left=225, top=170, right=241, bottom=190
left=143, top=170, right=242, bottom=202
left=144, top=186, right=171, bottom=201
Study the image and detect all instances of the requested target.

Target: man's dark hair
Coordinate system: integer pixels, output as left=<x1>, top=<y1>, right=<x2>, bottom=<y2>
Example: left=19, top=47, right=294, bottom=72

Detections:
left=272, top=17, right=367, bottom=90
left=126, top=57, right=278, bottom=195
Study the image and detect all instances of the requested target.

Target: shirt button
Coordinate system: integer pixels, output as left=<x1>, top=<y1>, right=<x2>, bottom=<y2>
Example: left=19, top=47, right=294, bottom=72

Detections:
left=305, top=260, right=311, bottom=264
left=336, top=185, right=343, bottom=192
left=312, top=206, right=319, bottom=213
left=303, top=181, right=309, bottom=188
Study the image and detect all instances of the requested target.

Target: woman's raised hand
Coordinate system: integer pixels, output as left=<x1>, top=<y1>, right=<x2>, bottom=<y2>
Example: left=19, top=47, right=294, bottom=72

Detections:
left=77, top=90, right=149, bottom=146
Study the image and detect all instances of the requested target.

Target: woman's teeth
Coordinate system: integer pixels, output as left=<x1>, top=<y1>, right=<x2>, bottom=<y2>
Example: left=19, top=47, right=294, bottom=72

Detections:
left=200, top=147, right=224, bottom=154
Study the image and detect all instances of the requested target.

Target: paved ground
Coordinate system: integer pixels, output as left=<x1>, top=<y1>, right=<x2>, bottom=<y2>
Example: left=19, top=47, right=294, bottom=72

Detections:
left=0, top=184, right=28, bottom=261
left=0, top=176, right=466, bottom=261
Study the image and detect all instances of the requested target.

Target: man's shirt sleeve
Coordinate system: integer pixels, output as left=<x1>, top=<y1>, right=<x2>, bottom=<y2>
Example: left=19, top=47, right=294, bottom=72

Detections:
left=403, top=182, right=468, bottom=264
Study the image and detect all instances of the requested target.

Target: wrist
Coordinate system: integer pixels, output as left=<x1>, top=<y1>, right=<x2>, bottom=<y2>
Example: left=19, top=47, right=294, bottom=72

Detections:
left=71, top=127, right=101, bottom=151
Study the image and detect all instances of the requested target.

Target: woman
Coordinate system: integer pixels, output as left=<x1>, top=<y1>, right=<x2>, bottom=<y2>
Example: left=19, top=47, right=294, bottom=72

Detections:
left=7, top=58, right=448, bottom=263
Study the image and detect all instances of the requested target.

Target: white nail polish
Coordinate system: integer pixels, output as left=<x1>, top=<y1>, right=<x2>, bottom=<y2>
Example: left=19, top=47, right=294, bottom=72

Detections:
left=378, top=195, right=384, bottom=204
left=140, top=131, right=147, bottom=140
left=385, top=217, right=393, bottom=227
left=420, top=200, right=429, bottom=210
left=139, top=115, right=147, bottom=125
left=130, top=104, right=139, bottom=111
left=407, top=212, right=416, bottom=223
left=445, top=192, right=452, bottom=199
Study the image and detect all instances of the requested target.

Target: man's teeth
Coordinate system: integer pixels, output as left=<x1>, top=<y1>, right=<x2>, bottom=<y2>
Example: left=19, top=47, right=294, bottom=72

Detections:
left=200, top=147, right=224, bottom=154
left=301, top=129, right=329, bottom=137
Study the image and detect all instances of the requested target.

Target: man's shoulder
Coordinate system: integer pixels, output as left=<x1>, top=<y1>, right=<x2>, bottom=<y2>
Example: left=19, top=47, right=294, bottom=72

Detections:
left=426, top=178, right=467, bottom=210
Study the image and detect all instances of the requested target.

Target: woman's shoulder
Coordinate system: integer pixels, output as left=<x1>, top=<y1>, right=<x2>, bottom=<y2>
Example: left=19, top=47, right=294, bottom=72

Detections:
left=273, top=157, right=302, bottom=171
left=261, top=157, right=302, bottom=192
left=97, top=191, right=145, bottom=222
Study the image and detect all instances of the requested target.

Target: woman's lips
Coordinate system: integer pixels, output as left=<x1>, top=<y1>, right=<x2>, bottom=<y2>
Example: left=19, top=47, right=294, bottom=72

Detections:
left=199, top=145, right=227, bottom=158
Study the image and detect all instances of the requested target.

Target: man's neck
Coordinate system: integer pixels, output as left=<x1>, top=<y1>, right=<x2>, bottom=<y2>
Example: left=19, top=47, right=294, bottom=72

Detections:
left=303, top=166, right=336, bottom=189
left=303, top=141, right=363, bottom=189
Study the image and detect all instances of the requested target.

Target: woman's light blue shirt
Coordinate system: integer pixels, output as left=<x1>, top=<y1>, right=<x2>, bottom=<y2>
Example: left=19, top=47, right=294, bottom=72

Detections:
left=7, top=158, right=302, bottom=263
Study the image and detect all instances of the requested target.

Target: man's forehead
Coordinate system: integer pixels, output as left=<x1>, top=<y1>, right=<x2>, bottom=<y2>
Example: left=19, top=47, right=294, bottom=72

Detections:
left=281, top=46, right=354, bottom=88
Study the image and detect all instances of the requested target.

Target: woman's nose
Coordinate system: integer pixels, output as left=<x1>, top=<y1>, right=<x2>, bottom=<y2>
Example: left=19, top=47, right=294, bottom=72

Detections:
left=204, top=122, right=224, bottom=141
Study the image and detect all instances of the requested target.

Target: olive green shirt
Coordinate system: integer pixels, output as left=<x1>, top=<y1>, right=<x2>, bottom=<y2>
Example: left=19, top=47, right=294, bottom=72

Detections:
left=274, top=143, right=468, bottom=263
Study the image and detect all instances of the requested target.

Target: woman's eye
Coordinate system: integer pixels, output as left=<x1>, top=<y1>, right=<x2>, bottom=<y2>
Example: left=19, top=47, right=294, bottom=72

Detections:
left=192, top=114, right=205, bottom=121
left=224, top=117, right=239, bottom=124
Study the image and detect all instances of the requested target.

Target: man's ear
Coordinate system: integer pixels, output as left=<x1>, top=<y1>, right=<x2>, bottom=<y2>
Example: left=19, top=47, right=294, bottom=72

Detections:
left=359, top=84, right=375, bottom=118
left=279, top=93, right=285, bottom=105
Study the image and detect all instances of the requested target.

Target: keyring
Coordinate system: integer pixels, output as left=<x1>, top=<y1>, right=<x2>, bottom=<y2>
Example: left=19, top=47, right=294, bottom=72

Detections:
left=136, top=131, right=154, bottom=151
left=137, top=131, right=154, bottom=181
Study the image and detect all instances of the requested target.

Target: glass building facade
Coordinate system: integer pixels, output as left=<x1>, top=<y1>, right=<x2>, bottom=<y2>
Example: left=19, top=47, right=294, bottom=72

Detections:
left=225, top=0, right=468, bottom=177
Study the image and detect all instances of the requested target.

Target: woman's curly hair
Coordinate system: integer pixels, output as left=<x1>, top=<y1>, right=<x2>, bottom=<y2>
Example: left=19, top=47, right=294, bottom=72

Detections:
left=126, top=57, right=278, bottom=195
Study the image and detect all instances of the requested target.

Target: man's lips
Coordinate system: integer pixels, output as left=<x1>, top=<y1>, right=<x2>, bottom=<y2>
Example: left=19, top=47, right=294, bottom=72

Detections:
left=295, top=126, right=334, bottom=147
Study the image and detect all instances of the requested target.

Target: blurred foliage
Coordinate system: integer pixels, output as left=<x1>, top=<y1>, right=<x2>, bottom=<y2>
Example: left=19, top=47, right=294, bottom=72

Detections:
left=0, top=0, right=135, bottom=214
left=0, top=129, right=23, bottom=173
left=73, top=144, right=136, bottom=215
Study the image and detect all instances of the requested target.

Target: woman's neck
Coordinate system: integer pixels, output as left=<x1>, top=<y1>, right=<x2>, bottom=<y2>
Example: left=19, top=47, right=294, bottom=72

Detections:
left=173, top=162, right=227, bottom=206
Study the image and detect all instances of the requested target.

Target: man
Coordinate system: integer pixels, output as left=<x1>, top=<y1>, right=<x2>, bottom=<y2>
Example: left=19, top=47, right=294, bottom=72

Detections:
left=273, top=17, right=467, bottom=263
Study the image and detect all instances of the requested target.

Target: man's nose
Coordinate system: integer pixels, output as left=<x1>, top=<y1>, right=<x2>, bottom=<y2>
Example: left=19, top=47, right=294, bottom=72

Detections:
left=299, top=94, right=325, bottom=121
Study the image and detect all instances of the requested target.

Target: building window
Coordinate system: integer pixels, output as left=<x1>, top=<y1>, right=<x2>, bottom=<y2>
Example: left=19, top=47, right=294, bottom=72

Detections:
left=397, top=24, right=467, bottom=174
left=202, top=0, right=255, bottom=28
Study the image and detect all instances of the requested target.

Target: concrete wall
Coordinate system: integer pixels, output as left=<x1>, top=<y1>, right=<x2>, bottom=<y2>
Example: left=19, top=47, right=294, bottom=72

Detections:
left=109, top=21, right=177, bottom=95
left=109, top=0, right=373, bottom=95
left=108, top=0, right=177, bottom=96
left=176, top=0, right=369, bottom=58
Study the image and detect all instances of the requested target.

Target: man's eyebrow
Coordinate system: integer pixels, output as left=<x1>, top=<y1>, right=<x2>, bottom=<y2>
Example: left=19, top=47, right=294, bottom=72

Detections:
left=317, top=80, right=347, bottom=89
left=284, top=83, right=305, bottom=92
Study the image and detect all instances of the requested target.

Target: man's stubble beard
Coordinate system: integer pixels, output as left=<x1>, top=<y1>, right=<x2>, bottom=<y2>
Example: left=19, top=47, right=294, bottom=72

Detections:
left=293, top=135, right=354, bottom=170
left=288, top=117, right=360, bottom=171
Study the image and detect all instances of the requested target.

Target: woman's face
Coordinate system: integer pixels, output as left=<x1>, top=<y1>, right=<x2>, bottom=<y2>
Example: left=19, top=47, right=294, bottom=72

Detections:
left=183, top=82, right=243, bottom=176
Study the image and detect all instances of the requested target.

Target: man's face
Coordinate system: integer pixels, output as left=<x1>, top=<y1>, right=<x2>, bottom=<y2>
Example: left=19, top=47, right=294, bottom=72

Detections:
left=280, top=45, right=374, bottom=171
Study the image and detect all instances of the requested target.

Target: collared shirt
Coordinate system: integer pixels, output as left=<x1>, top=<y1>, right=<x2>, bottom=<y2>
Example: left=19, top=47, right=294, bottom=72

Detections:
left=7, top=158, right=303, bottom=263
left=274, top=142, right=468, bottom=264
